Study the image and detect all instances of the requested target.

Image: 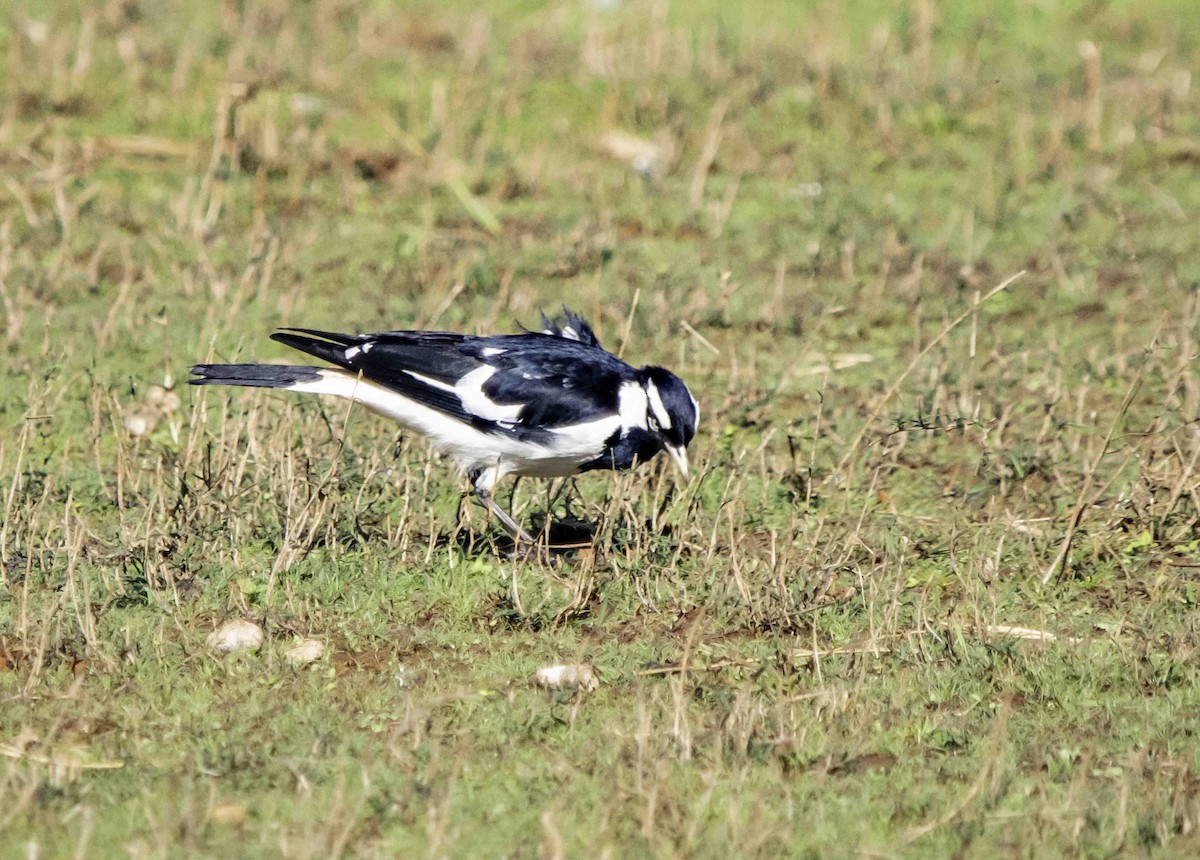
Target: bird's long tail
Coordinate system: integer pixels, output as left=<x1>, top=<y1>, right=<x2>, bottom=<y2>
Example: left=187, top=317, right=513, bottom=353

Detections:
left=189, top=363, right=448, bottom=441
left=189, top=364, right=326, bottom=389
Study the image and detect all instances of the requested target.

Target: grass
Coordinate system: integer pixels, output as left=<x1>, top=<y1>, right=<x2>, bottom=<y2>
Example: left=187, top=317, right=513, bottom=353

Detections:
left=3, top=0, right=1200, bottom=855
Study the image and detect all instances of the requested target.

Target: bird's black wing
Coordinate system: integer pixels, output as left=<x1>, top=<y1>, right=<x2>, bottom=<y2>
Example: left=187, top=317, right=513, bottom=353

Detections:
left=271, top=328, right=493, bottom=431
left=472, top=333, right=633, bottom=428
left=271, top=328, right=634, bottom=439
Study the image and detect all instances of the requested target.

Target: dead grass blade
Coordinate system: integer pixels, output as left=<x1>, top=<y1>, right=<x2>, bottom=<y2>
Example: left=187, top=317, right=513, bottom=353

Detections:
left=835, top=270, right=1025, bottom=475
left=1040, top=349, right=1149, bottom=583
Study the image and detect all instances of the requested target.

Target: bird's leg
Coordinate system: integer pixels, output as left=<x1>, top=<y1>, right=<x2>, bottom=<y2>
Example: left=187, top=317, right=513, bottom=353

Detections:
left=473, top=485, right=540, bottom=558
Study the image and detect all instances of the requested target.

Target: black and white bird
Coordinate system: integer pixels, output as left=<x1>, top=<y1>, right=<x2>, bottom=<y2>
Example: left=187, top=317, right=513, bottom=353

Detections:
left=190, top=310, right=698, bottom=552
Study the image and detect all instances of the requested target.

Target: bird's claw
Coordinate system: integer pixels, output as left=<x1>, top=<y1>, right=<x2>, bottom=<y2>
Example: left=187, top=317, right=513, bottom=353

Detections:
left=503, top=539, right=567, bottom=564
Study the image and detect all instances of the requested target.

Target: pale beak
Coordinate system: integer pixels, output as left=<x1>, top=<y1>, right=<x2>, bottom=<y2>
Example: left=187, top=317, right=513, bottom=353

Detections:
left=666, top=444, right=690, bottom=480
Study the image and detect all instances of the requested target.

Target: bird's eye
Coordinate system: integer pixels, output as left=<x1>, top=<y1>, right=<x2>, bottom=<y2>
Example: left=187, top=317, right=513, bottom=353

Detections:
left=648, top=415, right=660, bottom=432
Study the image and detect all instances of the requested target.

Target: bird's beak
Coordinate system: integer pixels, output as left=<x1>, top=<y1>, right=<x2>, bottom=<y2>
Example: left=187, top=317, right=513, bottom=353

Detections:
left=666, top=444, right=690, bottom=480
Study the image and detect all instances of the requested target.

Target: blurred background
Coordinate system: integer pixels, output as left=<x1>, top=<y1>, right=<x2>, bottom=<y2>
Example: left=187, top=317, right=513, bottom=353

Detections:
left=4, top=0, right=1196, bottom=369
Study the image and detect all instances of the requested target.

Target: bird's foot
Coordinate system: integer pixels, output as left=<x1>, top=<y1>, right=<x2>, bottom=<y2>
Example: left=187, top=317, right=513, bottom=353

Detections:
left=472, top=489, right=596, bottom=564
left=504, top=539, right=556, bottom=564
left=474, top=489, right=552, bottom=562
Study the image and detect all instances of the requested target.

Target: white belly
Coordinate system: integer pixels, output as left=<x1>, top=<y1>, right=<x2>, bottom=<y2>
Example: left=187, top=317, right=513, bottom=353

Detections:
left=288, top=370, right=618, bottom=484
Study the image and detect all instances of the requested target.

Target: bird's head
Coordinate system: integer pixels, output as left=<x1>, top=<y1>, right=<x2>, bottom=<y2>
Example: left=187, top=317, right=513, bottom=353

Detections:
left=639, top=366, right=699, bottom=479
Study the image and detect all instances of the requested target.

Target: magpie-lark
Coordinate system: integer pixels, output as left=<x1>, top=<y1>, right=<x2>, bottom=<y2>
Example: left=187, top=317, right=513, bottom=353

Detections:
left=190, top=310, right=698, bottom=552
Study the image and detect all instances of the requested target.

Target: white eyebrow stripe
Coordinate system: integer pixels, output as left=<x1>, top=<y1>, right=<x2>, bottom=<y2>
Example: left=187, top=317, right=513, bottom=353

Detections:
left=645, top=381, right=672, bottom=430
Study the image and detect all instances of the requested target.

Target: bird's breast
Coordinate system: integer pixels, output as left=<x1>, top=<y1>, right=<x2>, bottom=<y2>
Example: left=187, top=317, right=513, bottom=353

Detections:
left=579, top=427, right=662, bottom=473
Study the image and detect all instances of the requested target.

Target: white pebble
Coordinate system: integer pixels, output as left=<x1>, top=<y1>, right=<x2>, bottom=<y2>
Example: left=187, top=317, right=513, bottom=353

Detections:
left=535, top=664, right=599, bottom=692
left=290, top=93, right=327, bottom=119
left=207, top=620, right=264, bottom=653
left=25, top=21, right=48, bottom=45
left=145, top=385, right=181, bottom=413
left=123, top=412, right=155, bottom=437
left=788, top=181, right=824, bottom=199
left=284, top=638, right=324, bottom=667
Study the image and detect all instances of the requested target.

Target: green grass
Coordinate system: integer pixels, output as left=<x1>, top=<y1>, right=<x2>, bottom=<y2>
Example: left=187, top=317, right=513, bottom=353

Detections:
left=4, top=0, right=1200, bottom=856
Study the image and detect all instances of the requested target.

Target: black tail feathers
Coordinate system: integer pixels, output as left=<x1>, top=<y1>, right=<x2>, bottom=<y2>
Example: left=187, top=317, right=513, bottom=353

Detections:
left=189, top=364, right=324, bottom=388
left=269, top=330, right=357, bottom=366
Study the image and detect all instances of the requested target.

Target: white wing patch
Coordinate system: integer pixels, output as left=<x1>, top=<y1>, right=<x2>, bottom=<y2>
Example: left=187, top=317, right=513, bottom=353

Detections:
left=404, top=366, right=523, bottom=423
left=344, top=342, right=373, bottom=360
left=403, top=369, right=455, bottom=392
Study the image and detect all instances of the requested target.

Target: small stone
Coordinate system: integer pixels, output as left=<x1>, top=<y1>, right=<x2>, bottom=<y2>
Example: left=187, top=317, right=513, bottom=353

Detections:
left=290, top=93, right=327, bottom=120
left=145, top=385, right=181, bottom=413
left=123, top=412, right=156, bottom=437
left=598, top=130, right=663, bottom=176
left=535, top=664, right=599, bottom=692
left=24, top=21, right=49, bottom=45
left=207, top=620, right=264, bottom=653
left=284, top=638, right=324, bottom=667
left=209, top=804, right=247, bottom=826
